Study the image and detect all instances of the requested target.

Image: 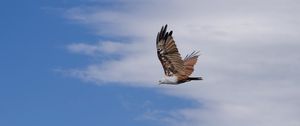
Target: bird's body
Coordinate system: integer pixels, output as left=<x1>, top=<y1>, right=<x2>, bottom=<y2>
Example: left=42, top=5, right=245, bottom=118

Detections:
left=156, top=25, right=202, bottom=85
left=159, top=76, right=178, bottom=84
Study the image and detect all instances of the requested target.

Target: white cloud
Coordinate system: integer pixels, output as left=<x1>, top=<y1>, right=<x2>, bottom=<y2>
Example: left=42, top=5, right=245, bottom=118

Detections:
left=67, top=41, right=132, bottom=55
left=64, top=0, right=300, bottom=126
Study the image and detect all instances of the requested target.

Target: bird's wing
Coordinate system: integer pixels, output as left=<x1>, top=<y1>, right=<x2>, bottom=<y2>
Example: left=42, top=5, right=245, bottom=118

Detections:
left=183, top=51, right=200, bottom=76
left=156, top=25, right=186, bottom=79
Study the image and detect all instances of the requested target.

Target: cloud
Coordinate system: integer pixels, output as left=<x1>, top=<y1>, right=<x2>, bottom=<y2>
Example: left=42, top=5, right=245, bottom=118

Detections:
left=63, top=0, right=300, bottom=126
left=67, top=41, right=132, bottom=56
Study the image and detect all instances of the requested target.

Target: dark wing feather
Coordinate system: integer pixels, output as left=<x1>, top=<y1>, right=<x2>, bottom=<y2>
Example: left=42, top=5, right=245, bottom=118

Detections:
left=183, top=51, right=200, bottom=76
left=156, top=25, right=186, bottom=78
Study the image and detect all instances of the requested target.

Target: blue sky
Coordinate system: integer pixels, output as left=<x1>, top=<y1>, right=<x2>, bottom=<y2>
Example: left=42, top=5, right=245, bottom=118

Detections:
left=2, top=0, right=300, bottom=126
left=0, top=1, right=196, bottom=126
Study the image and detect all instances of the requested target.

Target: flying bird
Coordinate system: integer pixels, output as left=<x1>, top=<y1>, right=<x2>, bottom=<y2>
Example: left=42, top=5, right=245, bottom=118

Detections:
left=156, top=24, right=202, bottom=84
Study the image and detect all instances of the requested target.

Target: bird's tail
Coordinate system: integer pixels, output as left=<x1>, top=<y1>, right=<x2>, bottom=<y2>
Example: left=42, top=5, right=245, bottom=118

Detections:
left=188, top=77, right=203, bottom=80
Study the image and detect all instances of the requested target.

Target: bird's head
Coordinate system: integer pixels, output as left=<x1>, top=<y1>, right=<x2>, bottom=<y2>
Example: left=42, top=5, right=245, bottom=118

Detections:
left=158, top=78, right=167, bottom=84
left=158, top=77, right=177, bottom=84
left=158, top=79, right=164, bottom=84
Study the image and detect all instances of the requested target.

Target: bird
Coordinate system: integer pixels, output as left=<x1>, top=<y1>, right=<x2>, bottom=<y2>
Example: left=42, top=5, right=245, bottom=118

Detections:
left=156, top=24, right=202, bottom=84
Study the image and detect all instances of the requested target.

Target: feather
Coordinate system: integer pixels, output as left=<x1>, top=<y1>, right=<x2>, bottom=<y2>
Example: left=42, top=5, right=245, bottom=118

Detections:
left=156, top=25, right=187, bottom=81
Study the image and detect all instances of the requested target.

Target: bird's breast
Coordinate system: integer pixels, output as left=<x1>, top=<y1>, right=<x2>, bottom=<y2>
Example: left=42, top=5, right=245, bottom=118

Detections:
left=164, top=76, right=178, bottom=84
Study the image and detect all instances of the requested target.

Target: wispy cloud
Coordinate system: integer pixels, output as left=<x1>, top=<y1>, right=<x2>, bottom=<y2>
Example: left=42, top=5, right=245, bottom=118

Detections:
left=63, top=0, right=300, bottom=125
left=67, top=41, right=131, bottom=56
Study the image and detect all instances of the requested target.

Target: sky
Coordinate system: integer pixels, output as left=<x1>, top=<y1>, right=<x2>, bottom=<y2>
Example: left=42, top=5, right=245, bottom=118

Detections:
left=1, top=0, right=300, bottom=126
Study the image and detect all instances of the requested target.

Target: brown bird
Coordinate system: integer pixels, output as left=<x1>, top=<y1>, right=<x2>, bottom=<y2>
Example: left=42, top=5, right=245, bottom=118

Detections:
left=156, top=24, right=202, bottom=84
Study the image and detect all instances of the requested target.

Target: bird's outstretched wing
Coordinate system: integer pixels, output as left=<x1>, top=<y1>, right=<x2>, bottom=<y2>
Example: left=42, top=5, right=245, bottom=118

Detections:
left=156, top=25, right=186, bottom=78
left=183, top=51, right=200, bottom=76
